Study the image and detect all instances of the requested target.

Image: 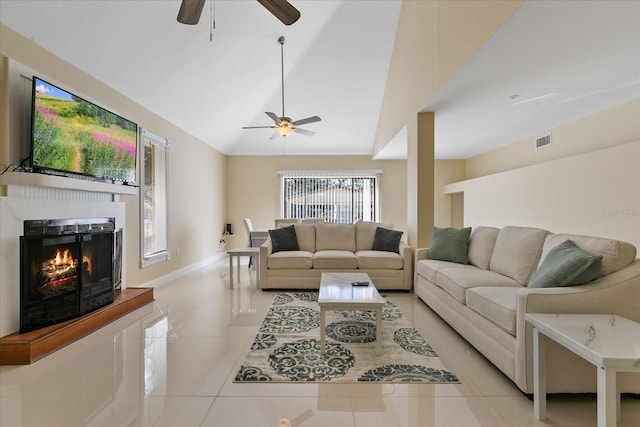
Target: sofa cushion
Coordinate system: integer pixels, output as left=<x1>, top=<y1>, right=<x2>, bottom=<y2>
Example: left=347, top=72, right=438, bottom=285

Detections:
left=428, top=227, right=472, bottom=264
left=313, top=250, right=358, bottom=269
left=528, top=240, right=603, bottom=288
left=490, top=226, right=548, bottom=285
left=466, top=287, right=519, bottom=336
left=538, top=233, right=636, bottom=277
left=371, top=227, right=403, bottom=254
left=355, top=221, right=394, bottom=251
left=468, top=226, right=500, bottom=270
left=316, top=223, right=356, bottom=252
left=294, top=224, right=316, bottom=253
left=268, top=225, right=299, bottom=253
left=356, top=250, right=403, bottom=270
left=437, top=268, right=521, bottom=304
left=268, top=251, right=313, bottom=269
left=416, top=259, right=477, bottom=283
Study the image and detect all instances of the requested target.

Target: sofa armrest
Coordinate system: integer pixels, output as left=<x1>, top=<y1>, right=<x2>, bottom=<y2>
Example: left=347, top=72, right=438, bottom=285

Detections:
left=516, top=259, right=640, bottom=322
left=415, top=247, right=430, bottom=261
left=399, top=242, right=413, bottom=289
left=259, top=238, right=273, bottom=288
left=414, top=248, right=429, bottom=285
left=513, top=259, right=640, bottom=390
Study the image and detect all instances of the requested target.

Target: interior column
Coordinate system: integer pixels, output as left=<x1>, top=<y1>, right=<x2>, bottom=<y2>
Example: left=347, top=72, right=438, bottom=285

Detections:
left=407, top=112, right=435, bottom=250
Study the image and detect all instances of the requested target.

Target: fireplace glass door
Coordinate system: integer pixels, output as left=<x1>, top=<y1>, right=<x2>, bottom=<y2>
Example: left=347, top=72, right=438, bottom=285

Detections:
left=20, top=234, right=82, bottom=331
left=79, top=232, right=114, bottom=313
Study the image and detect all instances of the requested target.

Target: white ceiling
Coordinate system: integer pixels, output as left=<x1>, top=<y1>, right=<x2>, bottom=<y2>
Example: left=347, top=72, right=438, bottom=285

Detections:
left=1, top=1, right=639, bottom=160
left=426, top=0, right=640, bottom=159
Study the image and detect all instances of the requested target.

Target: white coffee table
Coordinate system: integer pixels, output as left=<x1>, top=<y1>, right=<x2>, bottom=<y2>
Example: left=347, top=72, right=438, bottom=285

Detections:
left=525, top=313, right=640, bottom=427
left=318, top=272, right=386, bottom=356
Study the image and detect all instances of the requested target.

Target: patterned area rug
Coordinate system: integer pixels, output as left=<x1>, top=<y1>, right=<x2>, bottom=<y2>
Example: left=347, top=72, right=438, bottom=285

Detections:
left=234, top=291, right=460, bottom=383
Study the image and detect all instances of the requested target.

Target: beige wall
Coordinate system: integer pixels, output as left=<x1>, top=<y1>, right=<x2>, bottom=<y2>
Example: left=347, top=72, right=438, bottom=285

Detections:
left=445, top=99, right=640, bottom=250
left=225, top=155, right=407, bottom=247
left=449, top=141, right=640, bottom=249
left=466, top=98, right=640, bottom=178
left=434, top=159, right=466, bottom=227
left=0, top=24, right=226, bottom=289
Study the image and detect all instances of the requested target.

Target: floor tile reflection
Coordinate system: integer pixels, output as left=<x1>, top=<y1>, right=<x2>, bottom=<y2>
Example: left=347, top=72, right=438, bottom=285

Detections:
left=0, top=257, right=638, bottom=427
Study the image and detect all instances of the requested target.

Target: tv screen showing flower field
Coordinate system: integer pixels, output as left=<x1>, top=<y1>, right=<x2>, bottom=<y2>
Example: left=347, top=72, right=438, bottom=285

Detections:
left=31, top=77, right=137, bottom=183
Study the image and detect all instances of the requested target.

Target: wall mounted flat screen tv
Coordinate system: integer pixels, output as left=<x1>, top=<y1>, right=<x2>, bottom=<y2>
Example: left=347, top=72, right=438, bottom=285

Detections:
left=30, top=76, right=138, bottom=183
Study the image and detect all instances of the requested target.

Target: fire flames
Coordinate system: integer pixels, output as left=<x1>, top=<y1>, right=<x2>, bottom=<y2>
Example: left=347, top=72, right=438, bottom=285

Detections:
left=42, top=248, right=78, bottom=282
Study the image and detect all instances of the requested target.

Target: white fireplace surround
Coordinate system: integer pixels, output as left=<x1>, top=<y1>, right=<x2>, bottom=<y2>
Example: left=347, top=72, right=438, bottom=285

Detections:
left=0, top=172, right=133, bottom=336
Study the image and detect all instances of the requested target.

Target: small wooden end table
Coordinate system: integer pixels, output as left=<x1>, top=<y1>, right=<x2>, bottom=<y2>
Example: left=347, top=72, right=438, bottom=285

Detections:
left=318, top=272, right=385, bottom=356
left=525, top=313, right=640, bottom=427
left=227, top=247, right=260, bottom=289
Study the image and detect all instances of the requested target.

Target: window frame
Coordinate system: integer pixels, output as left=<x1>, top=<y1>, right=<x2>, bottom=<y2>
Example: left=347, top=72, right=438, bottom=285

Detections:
left=139, top=129, right=169, bottom=267
left=279, top=170, right=381, bottom=223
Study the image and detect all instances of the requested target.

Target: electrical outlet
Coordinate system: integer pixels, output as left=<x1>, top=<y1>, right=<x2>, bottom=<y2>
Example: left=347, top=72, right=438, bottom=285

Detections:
left=176, top=248, right=181, bottom=257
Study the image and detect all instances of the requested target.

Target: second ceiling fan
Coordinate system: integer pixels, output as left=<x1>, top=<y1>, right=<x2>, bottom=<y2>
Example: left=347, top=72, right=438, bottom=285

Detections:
left=242, top=36, right=321, bottom=139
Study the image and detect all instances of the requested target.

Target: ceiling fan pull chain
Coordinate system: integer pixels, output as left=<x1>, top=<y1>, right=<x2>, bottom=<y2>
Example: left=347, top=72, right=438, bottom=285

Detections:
left=209, top=0, right=216, bottom=42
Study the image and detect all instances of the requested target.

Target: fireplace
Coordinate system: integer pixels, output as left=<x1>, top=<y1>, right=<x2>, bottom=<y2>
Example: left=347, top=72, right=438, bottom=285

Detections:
left=20, top=218, right=119, bottom=333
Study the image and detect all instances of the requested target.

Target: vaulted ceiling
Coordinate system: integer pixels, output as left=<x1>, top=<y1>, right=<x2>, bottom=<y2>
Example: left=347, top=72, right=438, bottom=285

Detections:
left=1, top=1, right=639, bottom=159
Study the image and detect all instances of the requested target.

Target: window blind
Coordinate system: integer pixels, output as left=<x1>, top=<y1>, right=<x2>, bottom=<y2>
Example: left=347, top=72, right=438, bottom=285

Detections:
left=279, top=170, right=380, bottom=223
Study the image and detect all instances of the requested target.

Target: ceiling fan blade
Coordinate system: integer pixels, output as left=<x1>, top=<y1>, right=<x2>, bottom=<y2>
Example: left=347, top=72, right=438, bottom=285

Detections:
left=265, top=112, right=280, bottom=122
left=293, top=128, right=316, bottom=137
left=269, top=132, right=281, bottom=140
left=242, top=126, right=276, bottom=129
left=292, top=116, right=321, bottom=126
left=177, top=0, right=206, bottom=25
left=257, top=0, right=301, bottom=26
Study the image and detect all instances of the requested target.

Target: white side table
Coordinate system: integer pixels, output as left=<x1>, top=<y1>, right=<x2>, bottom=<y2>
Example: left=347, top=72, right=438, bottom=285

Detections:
left=525, top=313, right=640, bottom=427
left=227, top=247, right=260, bottom=289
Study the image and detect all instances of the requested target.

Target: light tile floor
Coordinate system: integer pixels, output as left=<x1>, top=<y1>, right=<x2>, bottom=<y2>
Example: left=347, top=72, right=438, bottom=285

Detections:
left=1, top=258, right=638, bottom=427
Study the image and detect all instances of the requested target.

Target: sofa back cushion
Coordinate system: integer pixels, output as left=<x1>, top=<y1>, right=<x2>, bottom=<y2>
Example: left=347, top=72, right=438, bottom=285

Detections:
left=538, top=233, right=637, bottom=277
left=489, top=226, right=548, bottom=285
left=468, top=226, right=500, bottom=270
left=316, top=222, right=356, bottom=252
left=356, top=221, right=394, bottom=251
left=294, top=224, right=316, bottom=252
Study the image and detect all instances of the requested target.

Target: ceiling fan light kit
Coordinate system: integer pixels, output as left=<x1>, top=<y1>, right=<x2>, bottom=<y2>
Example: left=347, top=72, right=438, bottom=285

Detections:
left=242, top=36, right=321, bottom=139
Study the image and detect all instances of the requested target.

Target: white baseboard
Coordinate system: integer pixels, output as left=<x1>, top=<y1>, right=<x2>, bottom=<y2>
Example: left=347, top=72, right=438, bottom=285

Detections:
left=138, top=253, right=226, bottom=289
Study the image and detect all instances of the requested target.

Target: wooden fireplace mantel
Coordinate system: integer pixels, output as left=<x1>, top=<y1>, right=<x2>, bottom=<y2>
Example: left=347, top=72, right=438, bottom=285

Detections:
left=0, top=287, right=154, bottom=365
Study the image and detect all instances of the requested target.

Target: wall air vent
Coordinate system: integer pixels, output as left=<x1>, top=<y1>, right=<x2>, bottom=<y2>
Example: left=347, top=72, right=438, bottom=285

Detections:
left=535, top=134, right=552, bottom=149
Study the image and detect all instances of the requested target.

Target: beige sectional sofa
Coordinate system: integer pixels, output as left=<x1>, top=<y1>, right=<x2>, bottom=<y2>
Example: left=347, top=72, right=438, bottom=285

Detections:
left=259, top=222, right=412, bottom=290
left=415, top=225, right=640, bottom=394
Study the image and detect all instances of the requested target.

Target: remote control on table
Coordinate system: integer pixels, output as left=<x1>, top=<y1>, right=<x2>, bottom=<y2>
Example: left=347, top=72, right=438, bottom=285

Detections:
left=351, top=281, right=369, bottom=286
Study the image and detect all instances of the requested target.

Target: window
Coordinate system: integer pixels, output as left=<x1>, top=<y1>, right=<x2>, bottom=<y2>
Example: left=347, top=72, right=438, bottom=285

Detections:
left=279, top=170, right=380, bottom=223
left=140, top=129, right=168, bottom=266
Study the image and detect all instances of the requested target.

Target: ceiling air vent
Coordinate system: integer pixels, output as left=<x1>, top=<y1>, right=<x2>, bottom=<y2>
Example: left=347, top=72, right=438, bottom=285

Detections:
left=535, top=134, right=552, bottom=149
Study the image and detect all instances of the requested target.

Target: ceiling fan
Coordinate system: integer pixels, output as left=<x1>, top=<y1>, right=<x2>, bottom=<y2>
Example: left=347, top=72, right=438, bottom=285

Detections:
left=177, top=0, right=301, bottom=26
left=242, top=36, right=321, bottom=139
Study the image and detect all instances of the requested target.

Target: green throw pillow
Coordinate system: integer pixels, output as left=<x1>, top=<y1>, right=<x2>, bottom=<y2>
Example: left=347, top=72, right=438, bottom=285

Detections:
left=528, top=239, right=603, bottom=288
left=268, top=225, right=299, bottom=253
left=428, top=227, right=472, bottom=264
